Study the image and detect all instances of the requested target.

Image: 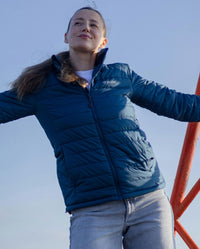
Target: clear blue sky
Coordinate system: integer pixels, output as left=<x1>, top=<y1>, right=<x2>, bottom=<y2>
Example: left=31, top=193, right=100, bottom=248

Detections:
left=0, top=0, right=199, bottom=248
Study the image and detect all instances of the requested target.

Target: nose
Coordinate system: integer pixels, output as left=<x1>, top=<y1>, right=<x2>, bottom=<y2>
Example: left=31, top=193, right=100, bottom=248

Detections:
left=82, top=22, right=90, bottom=32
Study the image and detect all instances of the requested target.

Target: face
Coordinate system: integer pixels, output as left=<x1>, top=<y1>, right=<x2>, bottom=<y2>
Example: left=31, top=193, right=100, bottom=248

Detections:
left=65, top=9, right=107, bottom=54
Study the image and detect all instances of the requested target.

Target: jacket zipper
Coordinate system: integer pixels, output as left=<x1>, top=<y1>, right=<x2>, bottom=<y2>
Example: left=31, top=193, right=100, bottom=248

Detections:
left=82, top=86, right=122, bottom=199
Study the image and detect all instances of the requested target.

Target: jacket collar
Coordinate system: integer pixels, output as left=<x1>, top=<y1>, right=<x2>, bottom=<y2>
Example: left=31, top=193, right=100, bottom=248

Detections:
left=94, top=48, right=108, bottom=67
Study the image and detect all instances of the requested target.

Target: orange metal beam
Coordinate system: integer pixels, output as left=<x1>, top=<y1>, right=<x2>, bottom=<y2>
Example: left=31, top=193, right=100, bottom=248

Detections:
left=170, top=74, right=200, bottom=248
left=175, top=220, right=199, bottom=249
left=170, top=73, right=200, bottom=209
left=175, top=178, right=200, bottom=219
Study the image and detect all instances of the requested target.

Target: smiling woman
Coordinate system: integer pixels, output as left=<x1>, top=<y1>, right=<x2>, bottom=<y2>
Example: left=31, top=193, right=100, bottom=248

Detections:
left=1, top=5, right=200, bottom=249
left=64, top=8, right=107, bottom=70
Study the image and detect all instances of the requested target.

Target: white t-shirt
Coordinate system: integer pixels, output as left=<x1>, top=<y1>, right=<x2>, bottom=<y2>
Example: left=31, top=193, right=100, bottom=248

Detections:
left=76, top=69, right=93, bottom=90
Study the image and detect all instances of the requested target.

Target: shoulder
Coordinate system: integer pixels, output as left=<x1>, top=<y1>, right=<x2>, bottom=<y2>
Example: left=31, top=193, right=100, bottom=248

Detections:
left=41, top=71, right=59, bottom=89
left=101, top=63, right=131, bottom=79
left=103, top=62, right=130, bottom=72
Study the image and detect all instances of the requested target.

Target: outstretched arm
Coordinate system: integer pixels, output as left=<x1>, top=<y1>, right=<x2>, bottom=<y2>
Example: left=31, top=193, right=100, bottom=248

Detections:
left=130, top=69, right=200, bottom=122
left=0, top=89, right=35, bottom=124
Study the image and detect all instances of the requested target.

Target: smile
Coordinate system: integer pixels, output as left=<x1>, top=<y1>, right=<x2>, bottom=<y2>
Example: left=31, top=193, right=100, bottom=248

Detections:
left=78, top=34, right=91, bottom=39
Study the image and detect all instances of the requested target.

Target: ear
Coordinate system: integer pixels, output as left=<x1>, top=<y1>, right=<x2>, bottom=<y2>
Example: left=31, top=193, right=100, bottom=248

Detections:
left=99, top=37, right=108, bottom=49
left=64, top=33, right=69, bottom=44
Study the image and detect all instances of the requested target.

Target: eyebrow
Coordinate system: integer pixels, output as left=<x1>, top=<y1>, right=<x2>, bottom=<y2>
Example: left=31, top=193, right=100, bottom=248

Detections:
left=74, top=17, right=99, bottom=23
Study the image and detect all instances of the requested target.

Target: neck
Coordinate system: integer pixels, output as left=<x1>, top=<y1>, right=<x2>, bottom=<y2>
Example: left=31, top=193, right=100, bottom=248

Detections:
left=69, top=50, right=97, bottom=71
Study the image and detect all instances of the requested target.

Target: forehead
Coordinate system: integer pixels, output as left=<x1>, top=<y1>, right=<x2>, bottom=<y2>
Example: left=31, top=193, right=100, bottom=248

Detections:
left=71, top=9, right=103, bottom=24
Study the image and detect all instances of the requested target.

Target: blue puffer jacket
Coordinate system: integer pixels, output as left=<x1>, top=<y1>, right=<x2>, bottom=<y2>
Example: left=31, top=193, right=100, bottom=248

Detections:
left=1, top=48, right=200, bottom=212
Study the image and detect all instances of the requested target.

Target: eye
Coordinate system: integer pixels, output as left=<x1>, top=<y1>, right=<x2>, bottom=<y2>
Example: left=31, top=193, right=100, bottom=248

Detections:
left=90, top=23, right=98, bottom=28
left=74, top=22, right=82, bottom=26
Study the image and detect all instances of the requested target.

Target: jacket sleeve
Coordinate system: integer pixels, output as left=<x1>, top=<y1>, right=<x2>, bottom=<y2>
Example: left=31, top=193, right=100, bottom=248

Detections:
left=0, top=89, right=35, bottom=124
left=129, top=69, right=200, bottom=122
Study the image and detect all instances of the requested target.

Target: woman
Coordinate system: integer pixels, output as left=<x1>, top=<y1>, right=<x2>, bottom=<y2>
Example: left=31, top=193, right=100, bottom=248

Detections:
left=1, top=6, right=199, bottom=249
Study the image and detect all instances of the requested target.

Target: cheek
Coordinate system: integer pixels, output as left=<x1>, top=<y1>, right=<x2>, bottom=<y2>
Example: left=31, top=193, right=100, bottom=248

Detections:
left=96, top=35, right=105, bottom=45
left=94, top=30, right=105, bottom=40
left=67, top=32, right=77, bottom=43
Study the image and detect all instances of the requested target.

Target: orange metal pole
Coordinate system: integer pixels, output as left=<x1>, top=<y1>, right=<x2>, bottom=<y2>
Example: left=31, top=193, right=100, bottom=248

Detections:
left=170, top=74, right=200, bottom=248
left=170, top=74, right=200, bottom=213
left=175, top=220, right=199, bottom=249
left=175, top=178, right=200, bottom=219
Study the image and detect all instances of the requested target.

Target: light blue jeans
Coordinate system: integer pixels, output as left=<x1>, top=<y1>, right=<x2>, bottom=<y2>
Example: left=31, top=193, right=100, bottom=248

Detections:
left=69, top=189, right=176, bottom=249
